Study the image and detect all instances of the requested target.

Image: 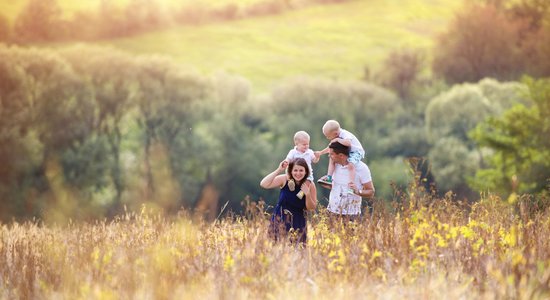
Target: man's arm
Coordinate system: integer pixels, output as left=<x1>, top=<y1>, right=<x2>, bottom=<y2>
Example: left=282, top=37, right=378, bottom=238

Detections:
left=356, top=181, right=375, bottom=199
left=302, top=181, right=317, bottom=210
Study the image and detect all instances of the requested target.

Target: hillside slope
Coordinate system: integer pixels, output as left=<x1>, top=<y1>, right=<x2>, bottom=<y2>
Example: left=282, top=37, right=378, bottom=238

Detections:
left=46, top=0, right=462, bottom=93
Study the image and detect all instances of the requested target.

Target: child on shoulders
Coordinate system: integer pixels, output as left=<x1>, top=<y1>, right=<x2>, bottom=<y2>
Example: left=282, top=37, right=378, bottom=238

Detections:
left=315, top=120, right=365, bottom=195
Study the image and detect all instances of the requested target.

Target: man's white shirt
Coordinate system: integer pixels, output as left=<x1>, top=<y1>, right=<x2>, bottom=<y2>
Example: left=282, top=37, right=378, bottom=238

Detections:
left=328, top=161, right=372, bottom=215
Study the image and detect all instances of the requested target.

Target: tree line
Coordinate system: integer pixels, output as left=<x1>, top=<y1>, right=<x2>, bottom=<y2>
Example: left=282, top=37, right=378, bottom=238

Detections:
left=0, top=45, right=266, bottom=221
left=1, top=0, right=549, bottom=221
left=1, top=44, right=548, bottom=222
left=0, top=0, right=349, bottom=44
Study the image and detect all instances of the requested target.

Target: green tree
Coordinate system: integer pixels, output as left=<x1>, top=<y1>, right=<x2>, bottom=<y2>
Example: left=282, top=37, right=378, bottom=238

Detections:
left=377, top=48, right=425, bottom=101
left=0, top=47, right=40, bottom=219
left=61, top=45, right=137, bottom=213
left=134, top=55, right=210, bottom=210
left=0, top=46, right=103, bottom=220
left=194, top=73, right=271, bottom=213
left=426, top=79, right=527, bottom=143
left=425, top=79, right=528, bottom=196
left=428, top=137, right=480, bottom=195
left=470, top=77, right=550, bottom=195
left=426, top=84, right=494, bottom=143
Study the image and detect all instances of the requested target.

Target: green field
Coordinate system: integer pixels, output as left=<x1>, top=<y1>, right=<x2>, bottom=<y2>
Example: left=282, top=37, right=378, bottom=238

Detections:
left=39, top=0, right=462, bottom=93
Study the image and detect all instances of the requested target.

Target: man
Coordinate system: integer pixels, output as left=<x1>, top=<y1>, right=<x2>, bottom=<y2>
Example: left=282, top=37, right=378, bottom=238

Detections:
left=323, top=141, right=375, bottom=219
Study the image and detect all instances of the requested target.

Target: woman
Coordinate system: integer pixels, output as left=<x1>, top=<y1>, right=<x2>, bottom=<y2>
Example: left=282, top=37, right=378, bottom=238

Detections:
left=260, top=158, right=317, bottom=244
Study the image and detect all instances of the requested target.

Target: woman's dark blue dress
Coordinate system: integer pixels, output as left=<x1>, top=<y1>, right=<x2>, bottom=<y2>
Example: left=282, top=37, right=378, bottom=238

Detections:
left=269, top=180, right=307, bottom=243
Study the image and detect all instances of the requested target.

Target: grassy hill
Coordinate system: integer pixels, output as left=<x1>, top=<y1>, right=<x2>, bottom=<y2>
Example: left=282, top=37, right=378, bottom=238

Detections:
left=4, top=0, right=462, bottom=93
left=59, top=0, right=462, bottom=93
left=1, top=0, right=280, bottom=22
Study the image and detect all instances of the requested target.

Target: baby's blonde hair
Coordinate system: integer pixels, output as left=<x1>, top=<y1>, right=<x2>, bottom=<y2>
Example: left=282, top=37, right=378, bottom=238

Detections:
left=294, top=131, right=310, bottom=143
left=322, top=120, right=340, bottom=135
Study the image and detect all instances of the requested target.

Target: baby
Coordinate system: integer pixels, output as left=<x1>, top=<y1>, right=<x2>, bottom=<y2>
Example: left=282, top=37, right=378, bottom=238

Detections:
left=285, top=130, right=319, bottom=183
left=316, top=120, right=365, bottom=194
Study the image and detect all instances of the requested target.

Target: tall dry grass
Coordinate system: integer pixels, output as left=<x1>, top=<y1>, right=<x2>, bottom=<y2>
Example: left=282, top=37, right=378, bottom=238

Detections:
left=1, top=192, right=550, bottom=299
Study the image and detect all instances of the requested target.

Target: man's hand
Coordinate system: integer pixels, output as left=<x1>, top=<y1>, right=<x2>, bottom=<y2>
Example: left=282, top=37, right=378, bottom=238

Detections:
left=301, top=182, right=311, bottom=197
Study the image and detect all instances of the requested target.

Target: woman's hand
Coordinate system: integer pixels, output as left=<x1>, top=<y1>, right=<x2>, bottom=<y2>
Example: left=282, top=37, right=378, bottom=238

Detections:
left=279, top=160, right=289, bottom=171
left=260, top=160, right=289, bottom=189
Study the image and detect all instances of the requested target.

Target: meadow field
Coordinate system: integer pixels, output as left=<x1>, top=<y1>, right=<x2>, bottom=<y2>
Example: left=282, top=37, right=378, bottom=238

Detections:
left=2, top=1, right=549, bottom=298
left=1, top=0, right=462, bottom=92
left=99, top=0, right=461, bottom=93
left=2, top=192, right=550, bottom=299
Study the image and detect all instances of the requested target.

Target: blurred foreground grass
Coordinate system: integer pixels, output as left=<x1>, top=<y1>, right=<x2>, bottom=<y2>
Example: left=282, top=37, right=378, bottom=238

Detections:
left=2, top=193, right=549, bottom=299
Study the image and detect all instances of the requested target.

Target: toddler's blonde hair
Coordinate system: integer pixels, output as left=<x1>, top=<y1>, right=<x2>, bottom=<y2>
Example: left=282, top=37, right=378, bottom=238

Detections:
left=293, top=131, right=310, bottom=144
left=322, top=120, right=340, bottom=135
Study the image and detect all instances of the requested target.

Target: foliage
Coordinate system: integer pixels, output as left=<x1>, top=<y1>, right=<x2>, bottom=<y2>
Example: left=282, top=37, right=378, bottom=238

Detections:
left=428, top=137, right=480, bottom=193
left=60, top=45, right=139, bottom=209
left=200, top=74, right=272, bottom=206
left=132, top=55, right=211, bottom=210
left=377, top=48, right=425, bottom=101
left=0, top=50, right=41, bottom=218
left=0, top=14, right=9, bottom=42
left=425, top=79, right=528, bottom=196
left=367, top=157, right=412, bottom=200
left=13, top=0, right=63, bottom=42
left=433, top=3, right=522, bottom=83
left=470, top=77, right=550, bottom=196
left=433, top=1, right=550, bottom=83
left=426, top=82, right=493, bottom=143
left=0, top=45, right=108, bottom=219
left=522, top=17, right=550, bottom=77
left=378, top=122, right=431, bottom=159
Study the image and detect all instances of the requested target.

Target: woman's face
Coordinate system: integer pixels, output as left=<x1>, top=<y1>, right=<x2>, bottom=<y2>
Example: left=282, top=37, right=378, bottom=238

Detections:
left=291, top=164, right=307, bottom=182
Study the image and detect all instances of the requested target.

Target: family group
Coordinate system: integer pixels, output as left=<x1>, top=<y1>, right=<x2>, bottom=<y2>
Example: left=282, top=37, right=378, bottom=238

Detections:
left=260, top=120, right=375, bottom=244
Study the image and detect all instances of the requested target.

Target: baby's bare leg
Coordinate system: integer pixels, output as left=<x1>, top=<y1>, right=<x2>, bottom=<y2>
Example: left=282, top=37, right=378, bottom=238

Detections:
left=328, top=157, right=335, bottom=176
left=348, top=163, right=355, bottom=186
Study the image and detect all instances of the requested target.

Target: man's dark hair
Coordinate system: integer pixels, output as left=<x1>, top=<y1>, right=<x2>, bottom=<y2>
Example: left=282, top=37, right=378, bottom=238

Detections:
left=329, top=141, right=350, bottom=156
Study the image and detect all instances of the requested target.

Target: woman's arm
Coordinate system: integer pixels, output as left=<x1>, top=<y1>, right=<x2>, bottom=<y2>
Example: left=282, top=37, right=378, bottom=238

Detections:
left=260, top=160, right=288, bottom=189
left=302, top=181, right=317, bottom=210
